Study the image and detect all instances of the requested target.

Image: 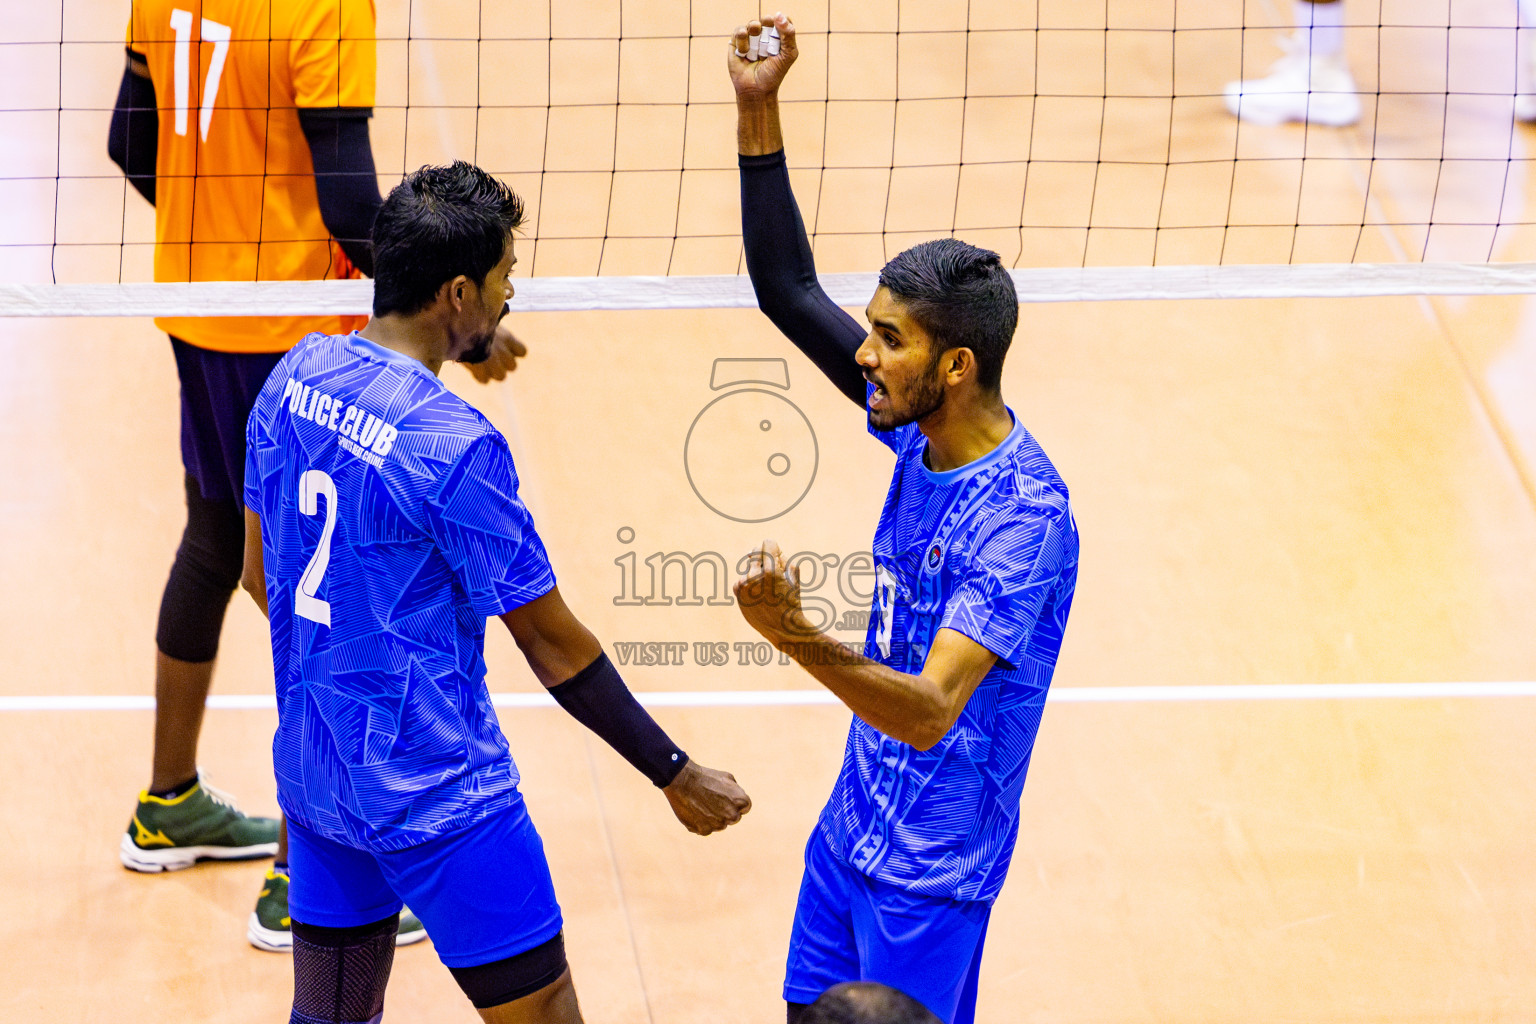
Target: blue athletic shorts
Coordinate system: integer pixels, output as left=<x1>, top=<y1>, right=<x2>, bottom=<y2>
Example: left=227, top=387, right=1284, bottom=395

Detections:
left=286, top=795, right=564, bottom=968
left=169, top=336, right=284, bottom=505
left=784, top=831, right=993, bottom=1024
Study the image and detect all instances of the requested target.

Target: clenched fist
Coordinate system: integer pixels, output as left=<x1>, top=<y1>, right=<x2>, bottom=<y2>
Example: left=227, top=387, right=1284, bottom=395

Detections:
left=663, top=760, right=752, bottom=836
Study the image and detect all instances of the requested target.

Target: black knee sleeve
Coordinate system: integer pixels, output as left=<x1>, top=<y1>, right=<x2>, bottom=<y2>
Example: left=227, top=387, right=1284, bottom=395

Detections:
left=155, top=474, right=244, bottom=663
left=448, top=931, right=568, bottom=1010
left=290, top=914, right=399, bottom=1024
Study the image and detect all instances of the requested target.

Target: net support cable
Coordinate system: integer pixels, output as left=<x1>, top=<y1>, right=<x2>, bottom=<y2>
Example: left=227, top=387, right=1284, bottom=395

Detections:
left=7, top=263, right=1536, bottom=318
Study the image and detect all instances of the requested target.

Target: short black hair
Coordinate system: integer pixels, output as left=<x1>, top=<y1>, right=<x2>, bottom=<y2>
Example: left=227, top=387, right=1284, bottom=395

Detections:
left=877, top=238, right=1018, bottom=392
left=370, top=160, right=524, bottom=317
left=800, top=982, right=942, bottom=1024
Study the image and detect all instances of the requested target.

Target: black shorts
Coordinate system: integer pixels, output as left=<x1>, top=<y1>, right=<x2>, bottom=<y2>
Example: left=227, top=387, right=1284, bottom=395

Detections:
left=170, top=336, right=285, bottom=505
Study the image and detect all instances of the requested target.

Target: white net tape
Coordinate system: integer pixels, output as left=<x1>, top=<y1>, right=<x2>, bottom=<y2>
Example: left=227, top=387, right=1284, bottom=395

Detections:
left=5, top=262, right=1536, bottom=318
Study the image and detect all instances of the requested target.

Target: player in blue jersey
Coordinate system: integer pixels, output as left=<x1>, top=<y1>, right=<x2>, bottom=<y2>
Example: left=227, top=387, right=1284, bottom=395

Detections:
left=728, top=15, right=1080, bottom=1024
left=241, top=161, right=751, bottom=1023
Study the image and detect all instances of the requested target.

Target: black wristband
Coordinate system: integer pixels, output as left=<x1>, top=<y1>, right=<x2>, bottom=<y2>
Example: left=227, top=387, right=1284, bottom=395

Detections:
left=547, top=653, right=688, bottom=788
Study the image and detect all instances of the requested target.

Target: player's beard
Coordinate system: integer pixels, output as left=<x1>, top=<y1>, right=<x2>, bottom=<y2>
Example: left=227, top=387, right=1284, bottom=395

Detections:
left=460, top=303, right=510, bottom=365
left=868, top=350, right=947, bottom=431
left=460, top=330, right=496, bottom=364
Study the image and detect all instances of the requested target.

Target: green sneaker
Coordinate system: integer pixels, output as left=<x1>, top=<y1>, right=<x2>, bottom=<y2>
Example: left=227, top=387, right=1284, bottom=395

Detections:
left=247, top=868, right=429, bottom=952
left=120, top=774, right=279, bottom=872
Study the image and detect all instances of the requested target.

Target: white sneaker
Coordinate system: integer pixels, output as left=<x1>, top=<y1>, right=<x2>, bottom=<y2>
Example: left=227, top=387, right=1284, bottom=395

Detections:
left=1223, top=37, right=1361, bottom=127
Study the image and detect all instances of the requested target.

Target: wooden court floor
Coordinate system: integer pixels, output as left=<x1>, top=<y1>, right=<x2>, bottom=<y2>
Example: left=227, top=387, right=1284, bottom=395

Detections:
left=5, top=1, right=1536, bottom=1022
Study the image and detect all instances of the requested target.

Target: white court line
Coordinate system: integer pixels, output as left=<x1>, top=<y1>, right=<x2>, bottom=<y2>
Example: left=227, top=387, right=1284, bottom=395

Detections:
left=2, top=682, right=1536, bottom=712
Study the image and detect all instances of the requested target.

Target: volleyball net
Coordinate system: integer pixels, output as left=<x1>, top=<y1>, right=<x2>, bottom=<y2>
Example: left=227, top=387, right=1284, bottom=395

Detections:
left=6, top=0, right=1536, bottom=317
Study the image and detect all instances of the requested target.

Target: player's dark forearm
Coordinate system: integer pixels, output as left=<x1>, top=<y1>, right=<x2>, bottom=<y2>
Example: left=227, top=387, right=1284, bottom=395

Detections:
left=771, top=631, right=954, bottom=750
left=740, top=150, right=868, bottom=406
left=736, top=94, right=784, bottom=156
left=108, top=65, right=158, bottom=206
left=298, top=109, right=384, bottom=276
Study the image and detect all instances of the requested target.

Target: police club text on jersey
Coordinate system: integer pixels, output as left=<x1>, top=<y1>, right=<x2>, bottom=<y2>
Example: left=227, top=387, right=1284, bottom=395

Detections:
left=281, top=377, right=398, bottom=468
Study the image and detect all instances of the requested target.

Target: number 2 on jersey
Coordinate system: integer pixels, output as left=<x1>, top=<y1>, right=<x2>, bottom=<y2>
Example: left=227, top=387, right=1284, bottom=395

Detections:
left=295, top=470, right=338, bottom=627
left=168, top=8, right=231, bottom=141
left=874, top=564, right=898, bottom=660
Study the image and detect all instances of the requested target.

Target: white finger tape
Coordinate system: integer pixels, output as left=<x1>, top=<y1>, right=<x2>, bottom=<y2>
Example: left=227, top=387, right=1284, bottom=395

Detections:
left=745, top=26, right=781, bottom=61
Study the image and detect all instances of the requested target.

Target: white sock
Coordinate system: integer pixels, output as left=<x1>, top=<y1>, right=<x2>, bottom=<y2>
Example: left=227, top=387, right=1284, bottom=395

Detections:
left=1294, top=0, right=1345, bottom=59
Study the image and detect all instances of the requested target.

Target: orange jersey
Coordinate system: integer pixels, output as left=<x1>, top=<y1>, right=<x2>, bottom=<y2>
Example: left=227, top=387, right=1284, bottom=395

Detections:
left=127, top=0, right=376, bottom=352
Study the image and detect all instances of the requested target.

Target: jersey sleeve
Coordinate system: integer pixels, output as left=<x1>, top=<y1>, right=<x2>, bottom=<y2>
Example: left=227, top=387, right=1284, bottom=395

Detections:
left=242, top=421, right=266, bottom=514
left=425, top=435, right=556, bottom=618
left=940, top=511, right=1073, bottom=668
left=288, top=0, right=377, bottom=110
left=125, top=3, right=143, bottom=50
left=125, top=1, right=158, bottom=60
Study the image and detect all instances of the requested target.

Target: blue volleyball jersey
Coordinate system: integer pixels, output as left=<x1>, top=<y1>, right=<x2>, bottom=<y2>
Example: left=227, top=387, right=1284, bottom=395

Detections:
left=244, top=331, right=556, bottom=852
left=815, top=387, right=1079, bottom=902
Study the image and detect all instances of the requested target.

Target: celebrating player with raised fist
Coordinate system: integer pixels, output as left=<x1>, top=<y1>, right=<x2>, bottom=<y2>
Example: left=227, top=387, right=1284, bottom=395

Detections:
left=730, top=12, right=1080, bottom=1024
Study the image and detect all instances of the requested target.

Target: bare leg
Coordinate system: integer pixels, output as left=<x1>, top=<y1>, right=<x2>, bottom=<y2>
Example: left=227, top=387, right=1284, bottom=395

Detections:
left=277, top=816, right=288, bottom=862
left=477, top=969, right=583, bottom=1024
left=150, top=651, right=216, bottom=792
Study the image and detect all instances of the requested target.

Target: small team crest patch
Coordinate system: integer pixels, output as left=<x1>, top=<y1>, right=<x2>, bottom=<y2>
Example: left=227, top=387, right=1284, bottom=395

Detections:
left=925, top=543, right=943, bottom=572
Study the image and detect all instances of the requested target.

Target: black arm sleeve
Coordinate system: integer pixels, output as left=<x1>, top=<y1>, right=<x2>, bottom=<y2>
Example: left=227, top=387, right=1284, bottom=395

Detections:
left=547, top=653, right=688, bottom=788
left=740, top=150, right=869, bottom=407
left=108, top=61, right=158, bottom=207
left=297, top=108, right=384, bottom=277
